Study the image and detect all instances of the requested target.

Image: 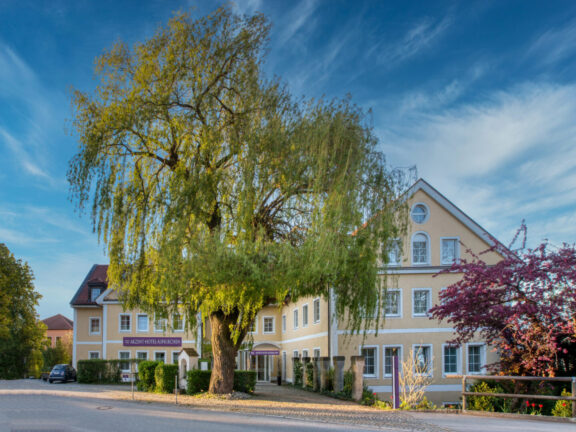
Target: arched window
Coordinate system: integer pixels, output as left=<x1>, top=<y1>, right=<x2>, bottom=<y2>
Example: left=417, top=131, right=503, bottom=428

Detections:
left=412, top=232, right=429, bottom=265
left=411, top=203, right=430, bottom=224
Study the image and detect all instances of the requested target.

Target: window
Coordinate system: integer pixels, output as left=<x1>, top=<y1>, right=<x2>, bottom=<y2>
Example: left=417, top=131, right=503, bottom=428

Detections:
left=302, top=304, right=309, bottom=327
left=361, top=346, right=377, bottom=377
left=443, top=345, right=459, bottom=375
left=263, top=317, right=275, bottom=334
left=313, top=299, right=321, bottom=323
left=387, top=239, right=402, bottom=266
left=154, top=315, right=168, bottom=333
left=293, top=309, right=299, bottom=329
left=411, top=203, right=429, bottom=224
left=413, top=345, right=432, bottom=375
left=89, top=317, right=100, bottom=335
left=89, top=351, right=100, bottom=359
left=90, top=287, right=102, bottom=302
left=467, top=344, right=484, bottom=374
left=282, top=315, right=286, bottom=333
left=293, top=350, right=299, bottom=360
left=384, top=289, right=401, bottom=317
left=313, top=348, right=320, bottom=358
left=412, top=288, right=431, bottom=316
left=172, top=313, right=184, bottom=332
left=172, top=351, right=179, bottom=364
left=137, top=314, right=149, bottom=332
left=136, top=351, right=148, bottom=361
left=383, top=346, right=402, bottom=376
left=248, top=319, right=257, bottom=334
left=119, top=314, right=131, bottom=332
left=154, top=351, right=166, bottom=363
left=441, top=238, right=459, bottom=265
left=302, top=349, right=309, bottom=358
left=412, top=232, right=430, bottom=265
left=119, top=351, right=130, bottom=372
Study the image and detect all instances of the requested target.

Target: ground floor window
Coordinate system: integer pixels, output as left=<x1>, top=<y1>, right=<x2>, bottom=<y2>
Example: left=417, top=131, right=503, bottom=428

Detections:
left=443, top=346, right=459, bottom=374
left=361, top=346, right=377, bottom=377
left=155, top=351, right=166, bottom=363
left=413, top=345, right=432, bottom=375
left=89, top=351, right=100, bottom=359
left=313, top=348, right=320, bottom=358
left=119, top=351, right=130, bottom=372
left=383, top=346, right=402, bottom=376
left=172, top=351, right=179, bottom=364
left=467, top=344, right=484, bottom=373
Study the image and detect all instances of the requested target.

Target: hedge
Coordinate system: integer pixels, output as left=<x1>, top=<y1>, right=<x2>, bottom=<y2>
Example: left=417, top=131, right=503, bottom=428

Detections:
left=155, top=363, right=178, bottom=393
left=186, top=370, right=256, bottom=394
left=138, top=360, right=161, bottom=391
left=77, top=359, right=127, bottom=384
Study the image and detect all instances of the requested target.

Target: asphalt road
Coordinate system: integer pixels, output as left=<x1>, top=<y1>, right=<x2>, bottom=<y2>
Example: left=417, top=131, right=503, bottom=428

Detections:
left=0, top=394, right=388, bottom=432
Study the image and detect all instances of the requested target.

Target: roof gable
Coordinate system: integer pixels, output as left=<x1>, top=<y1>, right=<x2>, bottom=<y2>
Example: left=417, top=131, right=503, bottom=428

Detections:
left=70, top=264, right=109, bottom=307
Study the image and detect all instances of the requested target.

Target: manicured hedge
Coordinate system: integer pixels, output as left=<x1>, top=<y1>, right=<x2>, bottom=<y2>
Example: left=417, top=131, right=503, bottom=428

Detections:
left=155, top=363, right=178, bottom=393
left=138, top=360, right=161, bottom=391
left=186, top=370, right=257, bottom=394
left=186, top=370, right=212, bottom=394
left=77, top=359, right=124, bottom=384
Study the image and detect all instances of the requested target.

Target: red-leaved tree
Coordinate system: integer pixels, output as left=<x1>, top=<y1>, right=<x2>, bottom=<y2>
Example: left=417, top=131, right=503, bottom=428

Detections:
left=430, top=232, right=576, bottom=377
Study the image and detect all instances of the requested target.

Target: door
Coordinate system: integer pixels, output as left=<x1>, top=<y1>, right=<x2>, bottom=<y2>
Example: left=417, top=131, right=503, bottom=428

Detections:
left=251, top=355, right=271, bottom=382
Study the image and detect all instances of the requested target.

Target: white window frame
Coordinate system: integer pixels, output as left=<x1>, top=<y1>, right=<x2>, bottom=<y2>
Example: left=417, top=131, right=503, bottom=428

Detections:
left=88, top=351, right=100, bottom=359
left=440, top=236, right=460, bottom=265
left=302, top=349, right=309, bottom=358
left=262, top=316, right=275, bottom=334
left=154, top=315, right=168, bottom=333
left=172, top=351, right=179, bottom=364
left=466, top=343, right=486, bottom=375
left=302, top=303, right=309, bottom=327
left=411, top=231, right=431, bottom=266
left=293, top=308, right=299, bottom=330
left=172, top=313, right=184, bottom=332
left=360, top=345, right=379, bottom=379
left=313, top=348, right=321, bottom=358
left=119, top=313, right=132, bottom=333
left=136, top=351, right=148, bottom=360
left=282, top=315, right=286, bottom=333
left=90, top=287, right=102, bottom=302
left=384, top=288, right=402, bottom=318
left=410, top=202, right=430, bottom=224
left=387, top=238, right=402, bottom=266
left=412, top=344, right=433, bottom=377
left=118, top=350, right=131, bottom=372
left=293, top=350, right=299, bottom=360
left=442, top=344, right=461, bottom=376
left=89, top=317, right=101, bottom=335
left=136, top=313, right=149, bottom=332
left=313, top=298, right=321, bottom=324
left=383, top=345, right=402, bottom=377
left=154, top=351, right=167, bottom=363
left=412, top=288, right=432, bottom=317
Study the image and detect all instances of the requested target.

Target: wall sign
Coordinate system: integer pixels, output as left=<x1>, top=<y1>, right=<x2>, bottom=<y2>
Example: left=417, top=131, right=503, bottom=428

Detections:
left=250, top=350, right=280, bottom=356
left=123, top=337, right=182, bottom=347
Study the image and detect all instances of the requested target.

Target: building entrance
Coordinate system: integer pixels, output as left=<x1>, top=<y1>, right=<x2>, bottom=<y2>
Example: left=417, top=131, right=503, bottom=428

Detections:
left=250, top=354, right=271, bottom=382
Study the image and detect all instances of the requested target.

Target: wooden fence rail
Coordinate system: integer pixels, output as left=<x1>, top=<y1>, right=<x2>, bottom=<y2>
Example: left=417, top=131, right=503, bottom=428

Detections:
left=445, top=374, right=576, bottom=418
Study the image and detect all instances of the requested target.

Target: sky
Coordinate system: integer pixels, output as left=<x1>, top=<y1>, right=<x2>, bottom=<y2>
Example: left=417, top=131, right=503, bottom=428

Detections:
left=1, top=0, right=575, bottom=320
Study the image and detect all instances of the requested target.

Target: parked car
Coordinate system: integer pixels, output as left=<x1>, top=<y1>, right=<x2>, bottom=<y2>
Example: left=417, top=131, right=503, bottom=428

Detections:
left=48, top=364, right=77, bottom=383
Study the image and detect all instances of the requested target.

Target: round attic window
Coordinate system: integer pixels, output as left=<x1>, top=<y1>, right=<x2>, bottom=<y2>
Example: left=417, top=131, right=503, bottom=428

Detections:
left=411, top=203, right=429, bottom=224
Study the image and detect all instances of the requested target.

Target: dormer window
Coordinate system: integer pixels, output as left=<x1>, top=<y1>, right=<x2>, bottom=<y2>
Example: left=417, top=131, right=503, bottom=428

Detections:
left=411, top=203, right=429, bottom=224
left=90, top=287, right=102, bottom=302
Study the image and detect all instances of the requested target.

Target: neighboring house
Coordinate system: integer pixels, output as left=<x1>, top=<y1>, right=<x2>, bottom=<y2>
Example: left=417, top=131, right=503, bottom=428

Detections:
left=247, top=179, right=503, bottom=405
left=71, top=178, right=503, bottom=404
left=70, top=265, right=202, bottom=374
left=42, top=314, right=74, bottom=348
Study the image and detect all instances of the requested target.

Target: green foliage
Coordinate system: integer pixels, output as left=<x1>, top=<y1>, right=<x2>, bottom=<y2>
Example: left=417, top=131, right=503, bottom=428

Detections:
left=77, top=359, right=124, bottom=383
left=137, top=360, right=161, bottom=391
left=187, top=370, right=213, bottom=394
left=0, top=244, right=46, bottom=379
left=27, top=349, right=44, bottom=378
left=293, top=359, right=303, bottom=387
left=43, top=339, right=71, bottom=370
left=361, top=385, right=376, bottom=406
left=326, top=367, right=334, bottom=392
left=468, top=381, right=502, bottom=412
left=233, top=370, right=257, bottom=393
left=342, top=369, right=354, bottom=398
left=155, top=363, right=178, bottom=393
left=551, top=389, right=572, bottom=417
left=305, top=362, right=314, bottom=389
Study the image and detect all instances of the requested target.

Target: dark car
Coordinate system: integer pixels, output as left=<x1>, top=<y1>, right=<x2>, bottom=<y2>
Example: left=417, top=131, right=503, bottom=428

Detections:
left=48, top=364, right=77, bottom=383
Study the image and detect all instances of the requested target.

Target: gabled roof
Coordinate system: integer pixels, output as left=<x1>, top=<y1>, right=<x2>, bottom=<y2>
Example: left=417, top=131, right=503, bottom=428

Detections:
left=42, top=314, right=73, bottom=330
left=406, top=179, right=507, bottom=252
left=70, top=264, right=109, bottom=307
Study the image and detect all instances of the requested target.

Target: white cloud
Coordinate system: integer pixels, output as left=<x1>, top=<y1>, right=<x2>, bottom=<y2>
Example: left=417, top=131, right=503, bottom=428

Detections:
left=276, top=0, right=319, bottom=47
left=528, top=19, right=576, bottom=66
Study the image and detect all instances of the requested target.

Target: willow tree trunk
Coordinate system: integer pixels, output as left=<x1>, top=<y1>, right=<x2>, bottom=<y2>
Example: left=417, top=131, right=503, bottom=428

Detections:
left=208, top=310, right=241, bottom=394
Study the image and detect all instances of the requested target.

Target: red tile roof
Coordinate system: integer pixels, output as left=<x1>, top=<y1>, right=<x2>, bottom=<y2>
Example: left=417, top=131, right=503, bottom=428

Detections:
left=69, top=264, right=109, bottom=306
left=42, top=314, right=73, bottom=330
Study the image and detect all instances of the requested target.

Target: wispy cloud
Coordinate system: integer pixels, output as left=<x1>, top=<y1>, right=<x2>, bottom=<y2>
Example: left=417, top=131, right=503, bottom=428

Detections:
left=0, top=128, right=55, bottom=182
left=276, top=0, right=319, bottom=47
left=231, top=0, right=263, bottom=16
left=528, top=19, right=576, bottom=66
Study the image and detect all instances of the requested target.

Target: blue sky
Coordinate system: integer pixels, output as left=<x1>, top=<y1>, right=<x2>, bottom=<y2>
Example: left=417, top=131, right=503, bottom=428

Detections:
left=1, top=0, right=575, bottom=320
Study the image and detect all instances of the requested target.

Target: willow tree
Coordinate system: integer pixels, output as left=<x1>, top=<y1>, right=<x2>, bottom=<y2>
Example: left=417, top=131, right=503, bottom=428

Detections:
left=69, top=7, right=404, bottom=393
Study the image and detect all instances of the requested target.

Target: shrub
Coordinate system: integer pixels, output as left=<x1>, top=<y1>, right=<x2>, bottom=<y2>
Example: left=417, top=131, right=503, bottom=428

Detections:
left=155, top=363, right=178, bottom=393
left=186, top=370, right=212, bottom=394
left=468, top=381, right=502, bottom=412
left=342, top=369, right=354, bottom=398
left=77, top=359, right=123, bottom=384
left=138, top=360, right=160, bottom=391
left=361, top=385, right=376, bottom=406
left=293, top=359, right=303, bottom=387
left=234, top=370, right=257, bottom=393
left=305, top=362, right=314, bottom=389
left=552, top=389, right=572, bottom=417
left=325, top=367, right=334, bottom=392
